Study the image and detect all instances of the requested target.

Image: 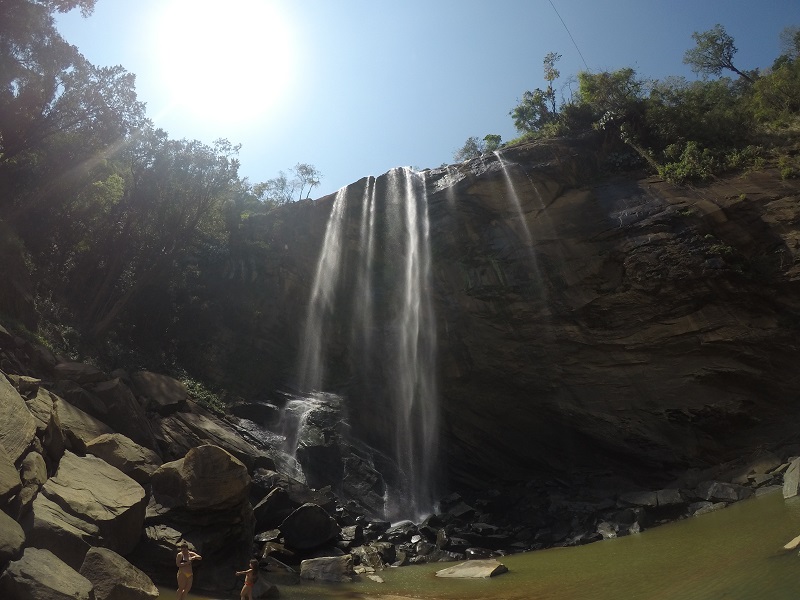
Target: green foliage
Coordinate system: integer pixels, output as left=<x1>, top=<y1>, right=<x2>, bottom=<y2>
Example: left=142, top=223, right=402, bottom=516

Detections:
left=725, top=145, right=764, bottom=172
left=181, top=375, right=227, bottom=414
left=683, top=23, right=754, bottom=83
left=509, top=52, right=564, bottom=136
left=646, top=77, right=753, bottom=150
left=658, top=141, right=718, bottom=184
left=750, top=58, right=800, bottom=121
left=778, top=154, right=799, bottom=179
left=453, top=134, right=502, bottom=161
left=255, top=162, right=323, bottom=204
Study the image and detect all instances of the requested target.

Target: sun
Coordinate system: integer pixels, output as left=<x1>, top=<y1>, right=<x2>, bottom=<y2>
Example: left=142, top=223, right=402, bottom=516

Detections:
left=152, top=0, right=295, bottom=123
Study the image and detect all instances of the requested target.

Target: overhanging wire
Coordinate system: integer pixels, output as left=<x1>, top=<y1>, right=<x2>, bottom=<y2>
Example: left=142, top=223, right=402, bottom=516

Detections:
left=548, top=0, right=590, bottom=71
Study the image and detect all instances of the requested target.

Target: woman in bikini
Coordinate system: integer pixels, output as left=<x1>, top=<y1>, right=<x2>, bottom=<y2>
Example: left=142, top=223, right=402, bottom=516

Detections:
left=175, top=541, right=202, bottom=600
left=235, top=558, right=259, bottom=600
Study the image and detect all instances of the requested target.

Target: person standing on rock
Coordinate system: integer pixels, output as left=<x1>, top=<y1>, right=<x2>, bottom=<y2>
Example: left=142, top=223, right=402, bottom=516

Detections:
left=176, top=541, right=202, bottom=599
left=235, top=558, right=259, bottom=600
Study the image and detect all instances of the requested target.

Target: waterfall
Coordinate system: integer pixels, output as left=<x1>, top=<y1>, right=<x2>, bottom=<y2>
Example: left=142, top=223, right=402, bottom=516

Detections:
left=385, top=168, right=438, bottom=520
left=297, top=188, right=349, bottom=391
left=294, top=169, right=439, bottom=521
left=494, top=150, right=535, bottom=255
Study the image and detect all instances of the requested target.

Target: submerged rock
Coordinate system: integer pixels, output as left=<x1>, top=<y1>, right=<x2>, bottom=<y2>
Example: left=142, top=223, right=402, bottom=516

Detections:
left=435, top=558, right=509, bottom=578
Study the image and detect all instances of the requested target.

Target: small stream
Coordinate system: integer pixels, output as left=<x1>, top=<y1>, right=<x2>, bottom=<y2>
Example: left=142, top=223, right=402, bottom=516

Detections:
left=161, top=489, right=800, bottom=600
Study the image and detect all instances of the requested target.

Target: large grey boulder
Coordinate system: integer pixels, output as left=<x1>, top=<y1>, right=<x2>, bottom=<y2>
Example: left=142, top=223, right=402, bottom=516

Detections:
left=86, top=379, right=159, bottom=451
left=0, top=444, right=21, bottom=505
left=25, top=388, right=66, bottom=468
left=151, top=444, right=249, bottom=510
left=435, top=558, right=509, bottom=578
left=27, top=451, right=147, bottom=569
left=134, top=446, right=255, bottom=591
left=783, top=457, right=800, bottom=499
left=300, top=555, right=355, bottom=582
left=279, top=503, right=338, bottom=551
left=53, top=395, right=114, bottom=454
left=152, top=401, right=274, bottom=470
left=0, top=507, right=25, bottom=565
left=0, top=373, right=37, bottom=464
left=696, top=480, right=753, bottom=503
left=0, top=547, right=94, bottom=600
left=15, top=450, right=49, bottom=517
left=54, top=361, right=108, bottom=385
left=254, top=487, right=296, bottom=532
left=87, top=433, right=162, bottom=485
left=130, top=371, right=187, bottom=414
left=79, top=547, right=159, bottom=600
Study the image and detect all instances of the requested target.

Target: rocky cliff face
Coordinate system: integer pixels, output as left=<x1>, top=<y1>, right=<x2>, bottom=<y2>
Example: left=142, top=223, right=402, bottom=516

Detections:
left=184, top=135, right=800, bottom=493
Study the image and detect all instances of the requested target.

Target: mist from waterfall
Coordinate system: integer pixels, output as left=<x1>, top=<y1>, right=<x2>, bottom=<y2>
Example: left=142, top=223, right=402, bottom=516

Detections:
left=295, top=169, right=439, bottom=521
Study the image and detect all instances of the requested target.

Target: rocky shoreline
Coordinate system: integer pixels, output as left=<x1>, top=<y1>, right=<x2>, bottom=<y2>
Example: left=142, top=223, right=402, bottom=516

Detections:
left=2, top=319, right=800, bottom=598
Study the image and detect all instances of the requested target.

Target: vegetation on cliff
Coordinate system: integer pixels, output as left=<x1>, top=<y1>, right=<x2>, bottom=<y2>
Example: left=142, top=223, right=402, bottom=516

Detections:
left=458, top=24, right=800, bottom=184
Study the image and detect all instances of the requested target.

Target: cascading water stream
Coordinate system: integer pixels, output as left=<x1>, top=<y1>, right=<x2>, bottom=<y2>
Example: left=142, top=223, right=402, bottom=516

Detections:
left=297, top=188, right=349, bottom=391
left=494, top=150, right=536, bottom=257
left=386, top=168, right=438, bottom=520
left=293, top=170, right=439, bottom=521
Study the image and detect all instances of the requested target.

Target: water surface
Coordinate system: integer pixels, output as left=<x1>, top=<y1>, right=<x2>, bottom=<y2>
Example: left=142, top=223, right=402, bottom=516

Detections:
left=162, top=489, right=800, bottom=599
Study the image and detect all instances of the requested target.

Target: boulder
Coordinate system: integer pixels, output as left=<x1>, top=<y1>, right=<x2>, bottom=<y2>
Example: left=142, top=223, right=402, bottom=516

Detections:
left=25, top=388, right=66, bottom=468
left=151, top=444, right=249, bottom=510
left=280, top=503, right=338, bottom=551
left=14, top=450, right=48, bottom=517
left=435, top=558, right=509, bottom=578
left=7, top=374, right=40, bottom=398
left=53, top=395, right=114, bottom=454
left=696, top=481, right=753, bottom=503
left=0, top=507, right=25, bottom=565
left=0, top=444, right=21, bottom=504
left=56, top=380, right=108, bottom=417
left=299, top=554, right=355, bottom=582
left=79, top=547, right=159, bottom=600
left=254, top=487, right=296, bottom=532
left=130, top=371, right=187, bottom=414
left=86, top=433, right=162, bottom=485
left=618, top=491, right=659, bottom=508
left=656, top=489, right=685, bottom=507
left=0, top=373, right=37, bottom=463
left=0, top=547, right=94, bottom=600
left=27, top=451, right=147, bottom=569
left=87, top=379, right=159, bottom=450
left=250, top=469, right=336, bottom=513
left=783, top=457, right=800, bottom=499
left=20, top=450, right=47, bottom=487
left=54, top=361, right=108, bottom=385
left=152, top=402, right=274, bottom=471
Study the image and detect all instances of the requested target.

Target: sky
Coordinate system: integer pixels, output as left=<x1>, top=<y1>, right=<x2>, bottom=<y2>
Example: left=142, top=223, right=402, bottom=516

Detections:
left=55, top=0, right=800, bottom=197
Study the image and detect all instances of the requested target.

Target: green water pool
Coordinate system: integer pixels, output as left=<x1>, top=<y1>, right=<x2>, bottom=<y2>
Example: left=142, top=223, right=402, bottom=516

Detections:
left=163, top=488, right=800, bottom=599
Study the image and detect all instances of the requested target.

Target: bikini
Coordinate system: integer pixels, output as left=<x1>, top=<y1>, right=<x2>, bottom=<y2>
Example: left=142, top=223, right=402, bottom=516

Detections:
left=179, top=554, right=193, bottom=578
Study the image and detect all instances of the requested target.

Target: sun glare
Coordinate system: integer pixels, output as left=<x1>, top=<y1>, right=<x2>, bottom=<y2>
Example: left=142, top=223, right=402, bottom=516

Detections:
left=152, top=0, right=294, bottom=123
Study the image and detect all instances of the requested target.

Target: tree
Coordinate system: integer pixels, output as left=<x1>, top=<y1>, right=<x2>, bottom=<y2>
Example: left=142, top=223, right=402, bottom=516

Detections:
left=543, top=51, right=562, bottom=115
left=483, top=134, right=502, bottom=153
left=510, top=88, right=553, bottom=134
left=453, top=134, right=502, bottom=162
left=78, top=129, right=241, bottom=337
left=292, top=162, right=321, bottom=200
left=776, top=26, right=800, bottom=65
left=255, top=171, right=293, bottom=205
left=683, top=24, right=754, bottom=83
left=254, top=163, right=322, bottom=204
left=0, top=0, right=145, bottom=168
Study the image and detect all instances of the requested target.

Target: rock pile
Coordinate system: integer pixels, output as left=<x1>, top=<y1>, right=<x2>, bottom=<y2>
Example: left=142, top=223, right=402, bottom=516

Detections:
left=1, top=319, right=798, bottom=596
